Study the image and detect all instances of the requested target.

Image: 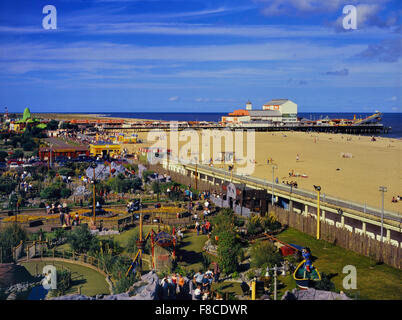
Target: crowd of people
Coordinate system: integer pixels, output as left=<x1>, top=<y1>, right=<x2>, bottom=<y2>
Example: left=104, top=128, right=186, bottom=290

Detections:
left=391, top=195, right=400, bottom=203
left=282, top=180, right=298, bottom=188
left=59, top=210, right=80, bottom=227
left=159, top=262, right=221, bottom=300
left=194, top=220, right=211, bottom=236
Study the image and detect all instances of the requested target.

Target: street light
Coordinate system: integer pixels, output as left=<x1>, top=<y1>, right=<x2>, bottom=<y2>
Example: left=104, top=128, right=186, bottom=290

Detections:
left=90, top=161, right=98, bottom=227
left=271, top=165, right=277, bottom=207
left=379, top=186, right=387, bottom=242
left=313, top=185, right=321, bottom=240
left=265, top=264, right=286, bottom=300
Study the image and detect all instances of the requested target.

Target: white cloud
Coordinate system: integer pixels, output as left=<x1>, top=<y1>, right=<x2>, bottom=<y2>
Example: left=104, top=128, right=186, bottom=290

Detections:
left=0, top=40, right=366, bottom=63
left=169, top=96, right=180, bottom=101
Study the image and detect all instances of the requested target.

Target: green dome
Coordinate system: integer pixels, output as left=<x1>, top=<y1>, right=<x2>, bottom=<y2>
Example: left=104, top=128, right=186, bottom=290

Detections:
left=22, top=107, right=32, bottom=122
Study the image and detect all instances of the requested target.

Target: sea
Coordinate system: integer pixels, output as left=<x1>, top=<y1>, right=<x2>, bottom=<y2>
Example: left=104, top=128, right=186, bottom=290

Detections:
left=97, top=112, right=402, bottom=139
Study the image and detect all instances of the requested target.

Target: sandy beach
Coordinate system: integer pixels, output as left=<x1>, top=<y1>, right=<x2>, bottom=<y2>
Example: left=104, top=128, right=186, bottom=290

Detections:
left=133, top=130, right=401, bottom=213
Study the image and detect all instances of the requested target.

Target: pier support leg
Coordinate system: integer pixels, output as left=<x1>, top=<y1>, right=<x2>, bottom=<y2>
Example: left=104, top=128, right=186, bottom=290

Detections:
left=362, top=222, right=366, bottom=236
left=386, top=229, right=391, bottom=243
left=321, top=210, right=325, bottom=222
left=289, top=200, right=293, bottom=213
left=341, top=216, right=345, bottom=228
left=304, top=204, right=308, bottom=217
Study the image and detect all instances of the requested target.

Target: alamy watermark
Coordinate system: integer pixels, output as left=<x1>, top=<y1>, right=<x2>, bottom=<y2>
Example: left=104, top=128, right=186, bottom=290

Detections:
left=147, top=122, right=256, bottom=175
left=342, top=265, right=357, bottom=290
left=42, top=5, right=57, bottom=30
left=41, top=265, right=57, bottom=290
left=342, top=5, right=357, bottom=30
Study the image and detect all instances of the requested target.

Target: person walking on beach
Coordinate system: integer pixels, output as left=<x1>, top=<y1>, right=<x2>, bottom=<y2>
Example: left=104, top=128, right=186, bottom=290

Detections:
left=296, top=154, right=300, bottom=162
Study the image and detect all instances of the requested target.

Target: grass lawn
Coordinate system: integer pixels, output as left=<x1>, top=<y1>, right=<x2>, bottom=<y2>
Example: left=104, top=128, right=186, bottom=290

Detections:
left=276, top=228, right=402, bottom=300
left=99, top=224, right=158, bottom=250
left=211, top=281, right=244, bottom=299
left=21, top=260, right=110, bottom=297
left=176, top=230, right=210, bottom=273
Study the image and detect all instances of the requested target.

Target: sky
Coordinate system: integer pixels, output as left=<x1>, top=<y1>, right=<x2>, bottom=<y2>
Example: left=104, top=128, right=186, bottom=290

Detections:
left=0, top=0, right=401, bottom=113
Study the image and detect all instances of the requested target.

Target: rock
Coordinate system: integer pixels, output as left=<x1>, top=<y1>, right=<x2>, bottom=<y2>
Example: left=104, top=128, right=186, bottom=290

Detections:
left=52, top=294, right=94, bottom=300
left=281, top=288, right=352, bottom=300
left=51, top=271, right=161, bottom=301
left=6, top=293, right=17, bottom=300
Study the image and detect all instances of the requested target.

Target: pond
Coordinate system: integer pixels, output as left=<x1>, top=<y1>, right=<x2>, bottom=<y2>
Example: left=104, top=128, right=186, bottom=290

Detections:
left=28, top=285, right=48, bottom=300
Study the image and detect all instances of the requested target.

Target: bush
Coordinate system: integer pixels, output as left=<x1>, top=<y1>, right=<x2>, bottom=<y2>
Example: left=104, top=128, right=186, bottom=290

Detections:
left=60, top=188, right=72, bottom=199
left=126, top=230, right=151, bottom=254
left=53, top=269, right=72, bottom=296
left=245, top=270, right=256, bottom=280
left=114, top=274, right=137, bottom=294
left=250, top=241, right=283, bottom=269
left=314, top=272, right=336, bottom=292
left=58, top=167, right=74, bottom=177
left=67, top=224, right=96, bottom=253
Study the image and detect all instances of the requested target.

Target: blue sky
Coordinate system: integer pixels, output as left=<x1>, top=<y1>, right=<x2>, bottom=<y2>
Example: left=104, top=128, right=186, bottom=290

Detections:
left=0, top=0, right=401, bottom=113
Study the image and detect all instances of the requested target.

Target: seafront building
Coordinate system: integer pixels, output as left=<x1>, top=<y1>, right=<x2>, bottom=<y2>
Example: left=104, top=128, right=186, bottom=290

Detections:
left=221, top=99, right=298, bottom=126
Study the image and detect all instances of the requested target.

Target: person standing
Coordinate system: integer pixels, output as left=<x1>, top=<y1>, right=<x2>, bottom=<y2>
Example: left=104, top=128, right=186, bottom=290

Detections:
left=213, top=262, right=220, bottom=283
left=65, top=212, right=70, bottom=226
left=178, top=274, right=185, bottom=297
left=59, top=210, right=65, bottom=226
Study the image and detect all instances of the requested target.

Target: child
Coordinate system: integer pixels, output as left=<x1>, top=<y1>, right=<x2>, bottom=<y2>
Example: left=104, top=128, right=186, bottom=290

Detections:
left=194, top=286, right=202, bottom=300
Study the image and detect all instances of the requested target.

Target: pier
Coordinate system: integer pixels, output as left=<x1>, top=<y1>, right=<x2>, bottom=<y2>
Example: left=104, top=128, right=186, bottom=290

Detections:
left=103, top=123, right=389, bottom=135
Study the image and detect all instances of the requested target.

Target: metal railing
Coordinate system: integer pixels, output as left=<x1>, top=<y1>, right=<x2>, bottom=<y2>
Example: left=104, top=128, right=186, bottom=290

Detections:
left=167, top=160, right=401, bottom=224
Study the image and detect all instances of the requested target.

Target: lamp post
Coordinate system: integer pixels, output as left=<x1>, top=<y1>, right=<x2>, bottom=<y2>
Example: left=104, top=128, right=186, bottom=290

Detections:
left=265, top=264, right=286, bottom=300
left=194, top=157, right=198, bottom=191
left=313, top=185, right=321, bottom=240
left=271, top=165, right=277, bottom=207
left=90, top=161, right=98, bottom=227
left=379, top=186, right=387, bottom=242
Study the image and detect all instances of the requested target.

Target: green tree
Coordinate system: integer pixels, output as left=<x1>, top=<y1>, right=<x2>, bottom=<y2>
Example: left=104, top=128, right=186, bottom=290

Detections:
left=12, top=149, right=24, bottom=159
left=47, top=119, right=59, bottom=130
left=60, top=188, right=72, bottom=199
left=40, top=185, right=61, bottom=200
left=0, top=178, right=17, bottom=195
left=217, top=230, right=240, bottom=274
left=0, top=224, right=27, bottom=262
left=0, top=150, right=8, bottom=161
left=58, top=167, right=74, bottom=177
left=67, top=224, right=96, bottom=253
left=151, top=181, right=161, bottom=201
left=22, top=140, right=36, bottom=151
